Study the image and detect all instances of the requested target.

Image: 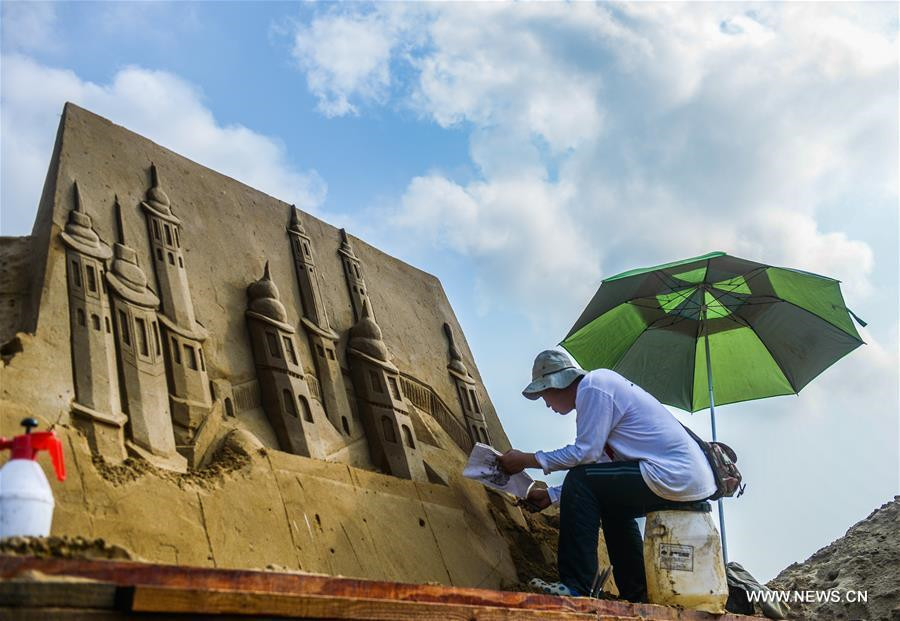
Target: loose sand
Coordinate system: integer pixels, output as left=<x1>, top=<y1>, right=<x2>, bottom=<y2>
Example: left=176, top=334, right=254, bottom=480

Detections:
left=767, top=496, right=899, bottom=621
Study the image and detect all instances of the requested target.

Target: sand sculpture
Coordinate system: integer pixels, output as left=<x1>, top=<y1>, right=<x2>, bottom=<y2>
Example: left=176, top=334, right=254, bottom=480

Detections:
left=0, top=103, right=610, bottom=589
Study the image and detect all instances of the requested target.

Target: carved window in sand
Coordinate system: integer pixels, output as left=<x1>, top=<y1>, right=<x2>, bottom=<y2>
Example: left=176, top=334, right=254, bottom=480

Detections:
left=184, top=344, right=198, bottom=370
left=388, top=376, right=402, bottom=401
left=458, top=385, right=470, bottom=412
left=266, top=332, right=281, bottom=359
left=152, top=322, right=162, bottom=356
left=172, top=336, right=181, bottom=364
left=469, top=389, right=481, bottom=414
left=152, top=220, right=161, bottom=241
left=70, top=260, right=82, bottom=289
left=282, top=389, right=298, bottom=418
left=118, top=310, right=130, bottom=347
left=402, top=424, right=415, bottom=449
left=136, top=317, right=149, bottom=358
left=85, top=264, right=98, bottom=294
left=91, top=314, right=100, bottom=331
left=299, top=395, right=313, bottom=422
left=282, top=336, right=298, bottom=365
left=369, top=370, right=383, bottom=393
left=77, top=308, right=86, bottom=327
left=381, top=416, right=396, bottom=443
left=164, top=224, right=173, bottom=246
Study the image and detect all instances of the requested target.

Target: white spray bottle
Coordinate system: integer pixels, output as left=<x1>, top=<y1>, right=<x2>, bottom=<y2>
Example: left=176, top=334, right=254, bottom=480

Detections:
left=0, top=418, right=67, bottom=538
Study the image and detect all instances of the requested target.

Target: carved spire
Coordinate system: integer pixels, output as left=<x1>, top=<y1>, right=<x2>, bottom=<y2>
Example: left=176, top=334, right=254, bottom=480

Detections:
left=145, top=163, right=172, bottom=215
left=107, top=196, right=155, bottom=305
left=339, top=228, right=355, bottom=256
left=288, top=205, right=306, bottom=235
left=73, top=181, right=85, bottom=213
left=443, top=323, right=470, bottom=378
left=114, top=195, right=127, bottom=246
left=247, top=261, right=288, bottom=324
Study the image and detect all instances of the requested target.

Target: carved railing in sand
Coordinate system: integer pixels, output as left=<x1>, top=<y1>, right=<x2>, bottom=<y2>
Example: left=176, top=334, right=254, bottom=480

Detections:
left=399, top=374, right=473, bottom=453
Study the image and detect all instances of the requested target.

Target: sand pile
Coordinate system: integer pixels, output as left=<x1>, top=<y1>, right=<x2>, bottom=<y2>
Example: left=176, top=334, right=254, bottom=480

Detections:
left=0, top=536, right=138, bottom=561
left=90, top=429, right=255, bottom=489
left=767, top=496, right=899, bottom=621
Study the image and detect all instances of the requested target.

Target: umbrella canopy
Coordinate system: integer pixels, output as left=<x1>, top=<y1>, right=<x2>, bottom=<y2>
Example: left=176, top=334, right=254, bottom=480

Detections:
left=561, top=251, right=865, bottom=412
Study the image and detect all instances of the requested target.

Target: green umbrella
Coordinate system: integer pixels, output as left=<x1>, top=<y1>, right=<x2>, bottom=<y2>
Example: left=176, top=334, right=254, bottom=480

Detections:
left=561, top=251, right=865, bottom=561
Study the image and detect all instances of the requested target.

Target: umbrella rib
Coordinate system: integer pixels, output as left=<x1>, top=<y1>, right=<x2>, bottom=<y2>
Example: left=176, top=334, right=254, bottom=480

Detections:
left=719, top=311, right=799, bottom=392
left=650, top=270, right=697, bottom=304
left=705, top=266, right=769, bottom=309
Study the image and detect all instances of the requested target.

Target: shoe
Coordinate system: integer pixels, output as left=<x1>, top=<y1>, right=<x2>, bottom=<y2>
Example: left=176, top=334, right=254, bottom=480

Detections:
left=528, top=577, right=578, bottom=597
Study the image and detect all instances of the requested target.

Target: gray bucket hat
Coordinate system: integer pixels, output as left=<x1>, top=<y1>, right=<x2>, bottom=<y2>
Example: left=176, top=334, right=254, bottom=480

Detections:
left=522, top=349, right=587, bottom=400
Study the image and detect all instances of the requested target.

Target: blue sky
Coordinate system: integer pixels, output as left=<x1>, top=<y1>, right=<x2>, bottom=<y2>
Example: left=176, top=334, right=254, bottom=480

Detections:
left=2, top=2, right=897, bottom=584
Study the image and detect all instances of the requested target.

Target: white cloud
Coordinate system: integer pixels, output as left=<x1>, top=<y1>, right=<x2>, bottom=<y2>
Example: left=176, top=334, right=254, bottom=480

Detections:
left=291, top=6, right=421, bottom=117
left=0, top=2, right=60, bottom=54
left=288, top=4, right=896, bottom=320
left=0, top=55, right=326, bottom=235
left=395, top=172, right=600, bottom=322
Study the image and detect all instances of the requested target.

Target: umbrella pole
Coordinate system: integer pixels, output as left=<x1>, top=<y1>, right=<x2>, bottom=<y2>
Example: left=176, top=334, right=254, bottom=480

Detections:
left=704, top=324, right=729, bottom=565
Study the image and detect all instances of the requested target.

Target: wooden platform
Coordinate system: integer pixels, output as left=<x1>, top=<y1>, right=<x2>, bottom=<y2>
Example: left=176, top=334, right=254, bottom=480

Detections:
left=0, top=556, right=753, bottom=620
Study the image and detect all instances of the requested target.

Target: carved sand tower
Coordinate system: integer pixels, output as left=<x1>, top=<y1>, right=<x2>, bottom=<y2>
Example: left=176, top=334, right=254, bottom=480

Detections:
left=245, top=262, right=324, bottom=458
left=286, top=207, right=352, bottom=436
left=348, top=300, right=426, bottom=480
left=60, top=182, right=126, bottom=462
left=338, top=229, right=425, bottom=479
left=139, top=164, right=212, bottom=464
left=444, top=323, right=491, bottom=446
left=338, top=228, right=372, bottom=323
left=106, top=199, right=185, bottom=472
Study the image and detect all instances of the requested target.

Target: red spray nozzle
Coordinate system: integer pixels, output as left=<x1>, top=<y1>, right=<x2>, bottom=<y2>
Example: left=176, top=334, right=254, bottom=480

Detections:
left=0, top=419, right=66, bottom=481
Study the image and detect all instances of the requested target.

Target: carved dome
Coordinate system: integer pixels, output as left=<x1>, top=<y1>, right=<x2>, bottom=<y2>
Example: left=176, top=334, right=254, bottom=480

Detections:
left=60, top=182, right=108, bottom=258
left=247, top=262, right=288, bottom=323
left=443, top=323, right=471, bottom=378
left=349, top=299, right=389, bottom=361
left=145, top=164, right=172, bottom=215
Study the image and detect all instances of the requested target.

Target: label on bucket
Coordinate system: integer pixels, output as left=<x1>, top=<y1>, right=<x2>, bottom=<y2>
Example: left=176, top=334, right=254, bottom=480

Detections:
left=658, top=543, right=694, bottom=572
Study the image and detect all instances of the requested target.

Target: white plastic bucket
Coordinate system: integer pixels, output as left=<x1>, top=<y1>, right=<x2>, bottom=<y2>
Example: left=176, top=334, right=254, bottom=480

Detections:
left=643, top=509, right=728, bottom=614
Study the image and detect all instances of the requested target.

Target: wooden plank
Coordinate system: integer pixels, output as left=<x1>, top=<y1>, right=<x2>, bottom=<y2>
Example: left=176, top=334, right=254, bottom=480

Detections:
left=0, top=580, right=117, bottom=609
left=0, top=556, right=752, bottom=620
left=0, top=608, right=272, bottom=621
left=0, top=608, right=125, bottom=621
left=0, top=557, right=591, bottom=613
left=127, top=585, right=633, bottom=621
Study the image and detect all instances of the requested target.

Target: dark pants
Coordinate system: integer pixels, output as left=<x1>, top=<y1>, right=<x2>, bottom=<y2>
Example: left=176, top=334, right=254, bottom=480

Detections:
left=558, top=461, right=708, bottom=602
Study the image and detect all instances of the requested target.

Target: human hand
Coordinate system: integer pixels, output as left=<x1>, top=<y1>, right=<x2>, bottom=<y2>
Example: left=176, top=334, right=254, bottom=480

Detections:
left=497, top=449, right=534, bottom=474
left=519, top=487, right=551, bottom=513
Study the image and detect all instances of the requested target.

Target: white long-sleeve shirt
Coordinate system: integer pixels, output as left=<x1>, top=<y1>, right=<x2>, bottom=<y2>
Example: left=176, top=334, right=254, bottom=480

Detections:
left=534, top=369, right=716, bottom=504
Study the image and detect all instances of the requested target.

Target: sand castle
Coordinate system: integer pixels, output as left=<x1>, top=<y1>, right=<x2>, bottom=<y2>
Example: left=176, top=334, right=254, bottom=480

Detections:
left=0, top=103, right=580, bottom=588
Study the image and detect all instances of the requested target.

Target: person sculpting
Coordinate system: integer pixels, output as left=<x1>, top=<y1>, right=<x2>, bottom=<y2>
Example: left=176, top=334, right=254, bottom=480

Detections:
left=497, top=349, right=717, bottom=601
